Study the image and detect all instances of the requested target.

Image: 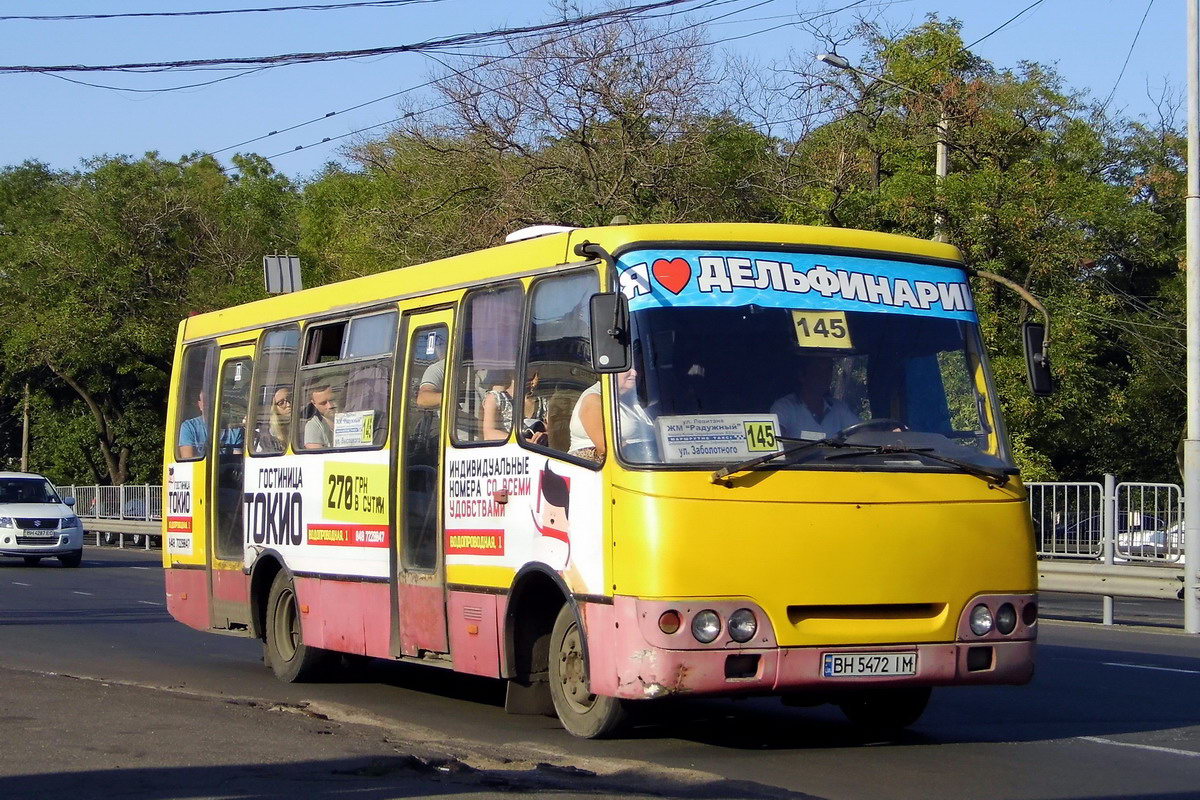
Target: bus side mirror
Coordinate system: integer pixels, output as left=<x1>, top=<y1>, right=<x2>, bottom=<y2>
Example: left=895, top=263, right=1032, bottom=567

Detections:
left=589, top=292, right=630, bottom=373
left=1023, top=322, right=1053, bottom=397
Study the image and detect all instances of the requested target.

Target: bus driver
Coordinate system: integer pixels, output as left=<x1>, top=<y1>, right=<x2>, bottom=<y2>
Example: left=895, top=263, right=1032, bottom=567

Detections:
left=770, top=355, right=859, bottom=440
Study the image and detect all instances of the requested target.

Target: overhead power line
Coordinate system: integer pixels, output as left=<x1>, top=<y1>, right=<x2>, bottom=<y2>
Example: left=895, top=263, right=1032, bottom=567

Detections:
left=0, top=1, right=446, bottom=22
left=258, top=0, right=872, bottom=160
left=0, top=0, right=705, bottom=74
left=1101, top=0, right=1156, bottom=111
left=205, top=0, right=780, bottom=155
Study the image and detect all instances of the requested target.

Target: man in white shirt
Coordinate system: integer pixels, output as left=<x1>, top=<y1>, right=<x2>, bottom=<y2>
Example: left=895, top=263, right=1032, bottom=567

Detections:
left=770, top=356, right=860, bottom=440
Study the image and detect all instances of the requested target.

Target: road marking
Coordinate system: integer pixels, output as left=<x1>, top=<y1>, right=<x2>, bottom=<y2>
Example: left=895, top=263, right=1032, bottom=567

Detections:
left=1102, top=661, right=1200, bottom=675
left=71, top=591, right=93, bottom=596
left=11, top=582, right=30, bottom=587
left=131, top=566, right=152, bottom=570
left=1079, top=736, right=1200, bottom=759
left=137, top=600, right=162, bottom=606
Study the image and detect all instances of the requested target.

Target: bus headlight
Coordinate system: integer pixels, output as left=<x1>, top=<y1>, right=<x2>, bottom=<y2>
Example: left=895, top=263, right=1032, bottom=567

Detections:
left=995, top=603, right=1017, bottom=635
left=727, top=608, right=757, bottom=643
left=691, top=610, right=721, bottom=643
left=969, top=604, right=994, bottom=636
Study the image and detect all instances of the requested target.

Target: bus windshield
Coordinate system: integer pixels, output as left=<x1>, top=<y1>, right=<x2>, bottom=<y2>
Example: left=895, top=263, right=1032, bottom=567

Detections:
left=613, top=247, right=1012, bottom=473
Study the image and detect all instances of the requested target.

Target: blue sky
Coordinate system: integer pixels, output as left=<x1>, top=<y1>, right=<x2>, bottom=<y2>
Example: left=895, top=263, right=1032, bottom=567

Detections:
left=0, top=1, right=1181, bottom=181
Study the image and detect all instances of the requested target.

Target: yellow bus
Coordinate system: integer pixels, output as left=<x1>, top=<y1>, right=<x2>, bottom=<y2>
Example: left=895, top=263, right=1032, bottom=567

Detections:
left=163, top=222, right=1043, bottom=738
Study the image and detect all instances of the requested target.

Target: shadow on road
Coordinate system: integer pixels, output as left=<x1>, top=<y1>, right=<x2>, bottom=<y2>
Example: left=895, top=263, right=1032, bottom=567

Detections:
left=0, top=754, right=825, bottom=800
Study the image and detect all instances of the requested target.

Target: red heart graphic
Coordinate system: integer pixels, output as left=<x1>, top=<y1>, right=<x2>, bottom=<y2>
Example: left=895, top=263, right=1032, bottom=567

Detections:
left=652, top=258, right=691, bottom=295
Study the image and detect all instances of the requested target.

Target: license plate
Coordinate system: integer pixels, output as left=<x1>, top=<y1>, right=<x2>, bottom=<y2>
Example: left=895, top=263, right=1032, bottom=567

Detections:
left=822, top=652, right=917, bottom=678
left=22, top=531, right=54, bottom=538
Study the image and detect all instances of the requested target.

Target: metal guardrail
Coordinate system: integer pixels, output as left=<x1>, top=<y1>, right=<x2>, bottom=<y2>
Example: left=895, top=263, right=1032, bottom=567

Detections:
left=1039, top=561, right=1184, bottom=600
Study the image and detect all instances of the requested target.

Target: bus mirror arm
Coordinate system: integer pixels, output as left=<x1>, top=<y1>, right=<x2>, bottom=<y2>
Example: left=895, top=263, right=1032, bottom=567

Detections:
left=577, top=241, right=632, bottom=373
left=968, top=267, right=1053, bottom=397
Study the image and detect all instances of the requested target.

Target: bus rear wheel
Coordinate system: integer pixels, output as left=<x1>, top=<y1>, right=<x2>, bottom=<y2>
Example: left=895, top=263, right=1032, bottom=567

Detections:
left=264, top=571, right=329, bottom=682
left=548, top=603, right=625, bottom=739
left=838, top=686, right=931, bottom=733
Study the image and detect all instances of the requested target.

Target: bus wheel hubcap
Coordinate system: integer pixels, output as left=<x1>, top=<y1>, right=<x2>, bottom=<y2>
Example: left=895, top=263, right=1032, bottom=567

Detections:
left=274, top=588, right=298, bottom=662
left=559, top=623, right=593, bottom=711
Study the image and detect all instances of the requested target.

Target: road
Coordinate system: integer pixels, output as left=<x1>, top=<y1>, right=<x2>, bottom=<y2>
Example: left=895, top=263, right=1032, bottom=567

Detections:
left=1, top=549, right=1198, bottom=800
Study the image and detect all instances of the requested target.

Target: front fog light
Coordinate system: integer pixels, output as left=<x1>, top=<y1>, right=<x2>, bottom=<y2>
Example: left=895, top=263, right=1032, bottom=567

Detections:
left=969, top=604, right=994, bottom=636
left=995, top=603, right=1017, bottom=635
left=728, top=608, right=757, bottom=643
left=691, top=610, right=721, bottom=643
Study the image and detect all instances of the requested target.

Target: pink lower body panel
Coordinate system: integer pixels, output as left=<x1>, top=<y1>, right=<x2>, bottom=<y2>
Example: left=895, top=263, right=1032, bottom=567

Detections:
left=293, top=577, right=392, bottom=658
left=447, top=591, right=500, bottom=678
left=585, top=595, right=1035, bottom=701
left=164, top=568, right=209, bottom=631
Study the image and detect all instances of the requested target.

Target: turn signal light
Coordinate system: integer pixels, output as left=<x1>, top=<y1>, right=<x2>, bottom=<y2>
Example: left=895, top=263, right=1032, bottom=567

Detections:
left=658, top=610, right=682, bottom=634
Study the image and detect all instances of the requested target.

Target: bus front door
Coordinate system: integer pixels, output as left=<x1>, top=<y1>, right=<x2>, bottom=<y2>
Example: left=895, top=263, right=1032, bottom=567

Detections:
left=208, top=344, right=254, bottom=632
left=393, top=311, right=452, bottom=657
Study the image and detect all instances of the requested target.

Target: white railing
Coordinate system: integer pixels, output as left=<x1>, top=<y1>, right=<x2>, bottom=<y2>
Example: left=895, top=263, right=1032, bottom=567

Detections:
left=1027, top=478, right=1185, bottom=565
left=59, top=484, right=163, bottom=521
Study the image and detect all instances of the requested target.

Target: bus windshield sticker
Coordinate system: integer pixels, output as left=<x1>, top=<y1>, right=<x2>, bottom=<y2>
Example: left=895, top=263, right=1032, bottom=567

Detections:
left=656, top=414, right=781, bottom=464
left=791, top=310, right=853, bottom=349
left=617, top=248, right=975, bottom=322
left=333, top=410, right=375, bottom=447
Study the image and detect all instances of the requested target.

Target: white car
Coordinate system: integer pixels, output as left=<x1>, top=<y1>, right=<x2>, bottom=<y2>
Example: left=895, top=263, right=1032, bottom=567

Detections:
left=0, top=472, right=83, bottom=567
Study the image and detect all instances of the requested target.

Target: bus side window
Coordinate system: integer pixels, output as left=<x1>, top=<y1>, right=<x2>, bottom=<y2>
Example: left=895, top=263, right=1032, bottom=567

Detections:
left=524, top=270, right=600, bottom=460
left=174, top=342, right=217, bottom=461
left=453, top=283, right=523, bottom=444
left=295, top=310, right=397, bottom=451
left=249, top=325, right=300, bottom=456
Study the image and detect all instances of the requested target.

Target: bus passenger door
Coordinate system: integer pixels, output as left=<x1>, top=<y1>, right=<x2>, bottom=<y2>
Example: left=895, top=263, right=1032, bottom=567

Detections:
left=208, top=345, right=254, bottom=631
left=393, top=311, right=452, bottom=657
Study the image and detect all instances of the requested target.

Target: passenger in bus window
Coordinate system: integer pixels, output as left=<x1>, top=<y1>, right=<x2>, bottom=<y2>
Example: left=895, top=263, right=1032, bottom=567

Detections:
left=179, top=390, right=245, bottom=459
left=770, top=355, right=859, bottom=440
left=568, top=369, right=654, bottom=462
left=254, top=388, right=292, bottom=453
left=482, top=370, right=549, bottom=444
left=304, top=384, right=337, bottom=449
left=415, top=332, right=447, bottom=409
left=178, top=390, right=210, bottom=459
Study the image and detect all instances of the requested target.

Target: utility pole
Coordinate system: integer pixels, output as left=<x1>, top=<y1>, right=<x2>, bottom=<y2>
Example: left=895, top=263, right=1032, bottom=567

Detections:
left=1185, top=0, right=1199, bottom=634
left=817, top=53, right=949, bottom=243
left=20, top=383, right=29, bottom=473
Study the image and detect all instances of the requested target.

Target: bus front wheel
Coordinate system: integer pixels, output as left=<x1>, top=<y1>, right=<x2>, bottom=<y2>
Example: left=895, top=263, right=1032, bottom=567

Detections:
left=264, top=571, right=329, bottom=682
left=837, top=686, right=931, bottom=733
left=548, top=603, right=626, bottom=739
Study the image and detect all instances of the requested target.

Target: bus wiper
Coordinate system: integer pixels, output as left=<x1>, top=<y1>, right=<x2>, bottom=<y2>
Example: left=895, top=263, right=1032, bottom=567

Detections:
left=825, top=445, right=1016, bottom=486
left=710, top=435, right=875, bottom=485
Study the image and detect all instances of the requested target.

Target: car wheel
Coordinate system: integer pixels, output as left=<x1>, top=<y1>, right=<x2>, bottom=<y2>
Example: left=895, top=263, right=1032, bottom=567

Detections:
left=128, top=534, right=145, bottom=548
left=548, top=603, right=626, bottom=738
left=58, top=550, right=82, bottom=568
left=22, top=556, right=41, bottom=567
left=101, top=532, right=117, bottom=547
left=264, top=571, right=330, bottom=683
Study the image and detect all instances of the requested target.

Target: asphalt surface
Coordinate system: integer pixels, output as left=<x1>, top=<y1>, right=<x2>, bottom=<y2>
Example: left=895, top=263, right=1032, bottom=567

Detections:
left=1, top=548, right=1198, bottom=800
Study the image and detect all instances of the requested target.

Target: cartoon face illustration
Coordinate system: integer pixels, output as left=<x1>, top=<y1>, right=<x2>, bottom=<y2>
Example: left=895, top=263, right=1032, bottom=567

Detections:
left=530, top=462, right=571, bottom=571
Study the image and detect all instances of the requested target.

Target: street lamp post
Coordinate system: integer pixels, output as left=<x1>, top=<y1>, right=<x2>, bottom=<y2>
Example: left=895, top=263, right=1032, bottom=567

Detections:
left=818, top=53, right=949, bottom=243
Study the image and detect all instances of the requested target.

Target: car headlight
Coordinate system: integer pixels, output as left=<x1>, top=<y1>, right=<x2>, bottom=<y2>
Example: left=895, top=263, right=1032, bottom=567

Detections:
left=969, top=604, right=994, bottom=636
left=60, top=516, right=81, bottom=529
left=0, top=517, right=13, bottom=528
left=728, top=608, right=757, bottom=643
left=691, top=610, right=722, bottom=643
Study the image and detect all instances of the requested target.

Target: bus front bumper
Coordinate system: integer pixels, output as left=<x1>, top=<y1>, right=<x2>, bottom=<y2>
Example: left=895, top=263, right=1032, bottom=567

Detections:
left=584, top=596, right=1035, bottom=700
